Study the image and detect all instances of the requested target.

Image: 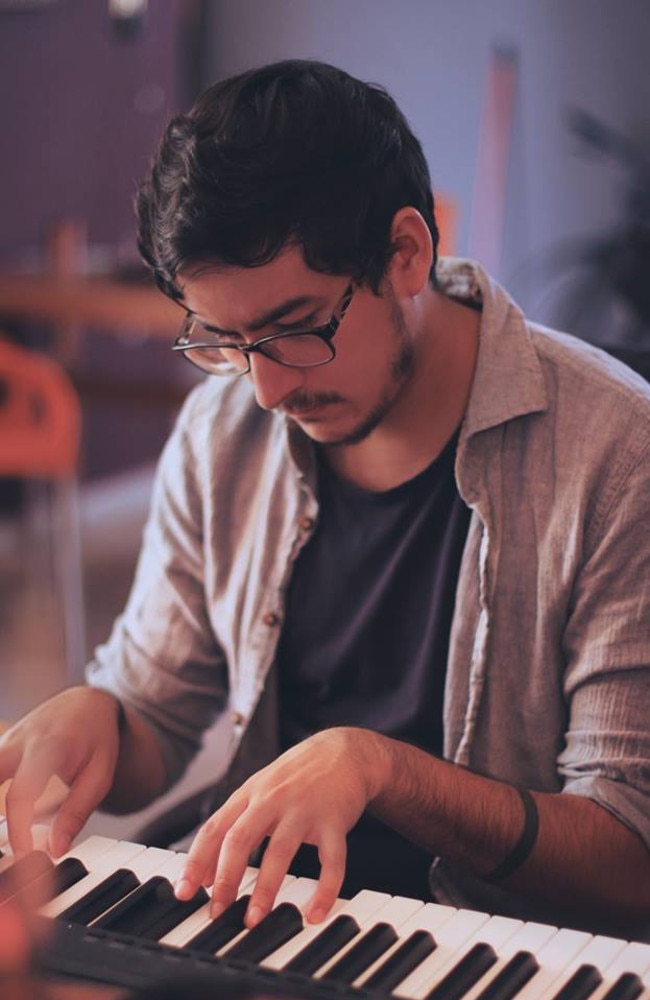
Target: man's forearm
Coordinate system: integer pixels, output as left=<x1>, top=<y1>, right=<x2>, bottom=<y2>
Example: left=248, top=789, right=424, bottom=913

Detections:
left=100, top=700, right=168, bottom=814
left=360, top=729, right=650, bottom=927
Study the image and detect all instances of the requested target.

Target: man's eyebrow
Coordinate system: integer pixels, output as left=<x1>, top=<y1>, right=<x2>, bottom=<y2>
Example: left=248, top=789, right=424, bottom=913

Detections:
left=247, top=295, right=322, bottom=331
left=192, top=295, right=324, bottom=336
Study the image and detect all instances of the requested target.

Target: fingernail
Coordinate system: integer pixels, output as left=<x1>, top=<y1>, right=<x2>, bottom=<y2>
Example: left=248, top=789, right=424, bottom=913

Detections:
left=210, top=900, right=225, bottom=920
left=175, top=878, right=193, bottom=900
left=246, top=904, right=263, bottom=927
left=307, top=906, right=327, bottom=924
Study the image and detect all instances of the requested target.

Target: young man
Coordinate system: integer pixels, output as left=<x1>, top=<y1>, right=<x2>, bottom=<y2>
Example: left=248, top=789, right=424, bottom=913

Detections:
left=1, top=60, right=649, bottom=939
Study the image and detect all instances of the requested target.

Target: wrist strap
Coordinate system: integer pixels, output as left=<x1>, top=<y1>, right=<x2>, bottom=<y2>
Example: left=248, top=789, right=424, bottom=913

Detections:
left=485, top=787, right=539, bottom=882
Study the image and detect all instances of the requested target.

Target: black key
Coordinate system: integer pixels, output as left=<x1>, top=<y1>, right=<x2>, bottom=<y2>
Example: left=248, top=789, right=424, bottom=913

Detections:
left=475, top=950, right=540, bottom=1000
left=284, top=914, right=361, bottom=975
left=551, top=965, right=603, bottom=1000
left=425, top=942, right=498, bottom=1000
left=60, top=868, right=141, bottom=925
left=321, top=922, right=398, bottom=984
left=185, top=895, right=250, bottom=953
left=49, top=857, right=89, bottom=898
left=364, top=929, right=436, bottom=992
left=92, top=875, right=208, bottom=940
left=138, top=882, right=209, bottom=941
left=225, top=902, right=304, bottom=963
left=0, top=851, right=52, bottom=900
left=601, top=973, right=645, bottom=1000
left=2, top=855, right=86, bottom=907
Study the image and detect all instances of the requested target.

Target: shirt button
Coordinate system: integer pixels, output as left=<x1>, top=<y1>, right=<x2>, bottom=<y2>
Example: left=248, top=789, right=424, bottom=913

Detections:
left=263, top=611, right=281, bottom=627
left=299, top=516, right=315, bottom=531
left=232, top=711, right=245, bottom=726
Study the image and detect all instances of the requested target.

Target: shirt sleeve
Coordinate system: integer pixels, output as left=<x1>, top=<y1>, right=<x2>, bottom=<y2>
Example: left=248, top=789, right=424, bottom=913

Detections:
left=558, top=419, right=650, bottom=850
left=86, top=387, right=229, bottom=788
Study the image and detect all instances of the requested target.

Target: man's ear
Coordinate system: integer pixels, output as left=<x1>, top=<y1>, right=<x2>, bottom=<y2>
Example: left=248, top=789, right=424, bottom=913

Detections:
left=387, top=207, right=434, bottom=296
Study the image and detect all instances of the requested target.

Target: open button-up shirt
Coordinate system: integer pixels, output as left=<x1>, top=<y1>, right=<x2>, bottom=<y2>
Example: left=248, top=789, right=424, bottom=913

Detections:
left=88, top=258, right=650, bottom=928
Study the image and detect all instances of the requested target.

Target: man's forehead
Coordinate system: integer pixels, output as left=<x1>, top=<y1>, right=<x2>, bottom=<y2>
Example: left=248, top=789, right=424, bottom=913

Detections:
left=177, top=253, right=338, bottom=326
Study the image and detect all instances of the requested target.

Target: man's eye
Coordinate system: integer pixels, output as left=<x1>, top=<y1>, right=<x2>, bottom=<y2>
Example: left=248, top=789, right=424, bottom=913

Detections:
left=201, top=328, right=245, bottom=347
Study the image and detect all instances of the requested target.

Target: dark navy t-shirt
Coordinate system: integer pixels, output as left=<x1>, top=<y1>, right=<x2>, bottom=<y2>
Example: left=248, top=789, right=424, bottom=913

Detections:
left=276, top=433, right=471, bottom=897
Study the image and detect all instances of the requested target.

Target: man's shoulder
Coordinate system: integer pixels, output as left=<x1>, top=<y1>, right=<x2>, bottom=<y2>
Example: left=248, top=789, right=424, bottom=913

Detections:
left=530, top=325, right=650, bottom=423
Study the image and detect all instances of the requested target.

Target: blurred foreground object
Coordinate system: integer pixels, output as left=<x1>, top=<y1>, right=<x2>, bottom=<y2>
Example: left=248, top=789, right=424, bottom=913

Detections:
left=0, top=834, right=53, bottom=1000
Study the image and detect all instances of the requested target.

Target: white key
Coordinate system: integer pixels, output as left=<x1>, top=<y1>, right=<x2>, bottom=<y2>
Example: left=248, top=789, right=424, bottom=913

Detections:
left=0, top=832, right=117, bottom=890
left=584, top=941, right=650, bottom=1000
left=160, top=867, right=279, bottom=949
left=423, top=915, right=523, bottom=998
left=263, top=888, right=394, bottom=970
left=313, top=894, right=427, bottom=980
left=355, top=902, right=485, bottom=989
left=396, top=907, right=493, bottom=997
left=72, top=845, right=187, bottom=927
left=508, top=928, right=594, bottom=1000
left=58, top=835, right=123, bottom=868
left=456, top=921, right=560, bottom=1000
left=217, top=874, right=298, bottom=956
left=532, top=934, right=628, bottom=1000
left=41, top=839, right=151, bottom=917
left=355, top=900, right=460, bottom=988
left=117, top=845, right=188, bottom=884
left=275, top=875, right=320, bottom=910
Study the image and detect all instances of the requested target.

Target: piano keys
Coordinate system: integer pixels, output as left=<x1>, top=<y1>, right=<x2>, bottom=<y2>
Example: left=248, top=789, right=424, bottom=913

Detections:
left=0, top=828, right=648, bottom=1000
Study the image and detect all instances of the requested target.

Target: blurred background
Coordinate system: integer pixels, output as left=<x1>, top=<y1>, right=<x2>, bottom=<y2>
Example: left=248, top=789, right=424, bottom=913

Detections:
left=0, top=0, right=648, bottom=838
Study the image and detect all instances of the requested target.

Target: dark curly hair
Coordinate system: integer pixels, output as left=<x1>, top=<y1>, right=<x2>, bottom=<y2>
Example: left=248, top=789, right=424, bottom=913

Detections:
left=137, top=59, right=439, bottom=300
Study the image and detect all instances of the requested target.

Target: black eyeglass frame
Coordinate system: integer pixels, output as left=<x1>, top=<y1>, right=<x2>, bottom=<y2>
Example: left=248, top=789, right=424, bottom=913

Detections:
left=172, top=282, right=355, bottom=376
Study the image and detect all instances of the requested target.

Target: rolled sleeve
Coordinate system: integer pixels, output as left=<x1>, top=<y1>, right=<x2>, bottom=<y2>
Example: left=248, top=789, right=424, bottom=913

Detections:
left=87, top=395, right=229, bottom=789
left=559, top=438, right=650, bottom=849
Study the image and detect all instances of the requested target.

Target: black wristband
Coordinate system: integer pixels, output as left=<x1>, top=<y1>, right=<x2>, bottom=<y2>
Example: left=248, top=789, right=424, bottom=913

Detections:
left=485, top=787, right=539, bottom=883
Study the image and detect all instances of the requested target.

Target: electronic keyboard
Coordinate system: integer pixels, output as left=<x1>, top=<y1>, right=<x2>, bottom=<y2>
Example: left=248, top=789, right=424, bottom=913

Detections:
left=1, top=831, right=649, bottom=999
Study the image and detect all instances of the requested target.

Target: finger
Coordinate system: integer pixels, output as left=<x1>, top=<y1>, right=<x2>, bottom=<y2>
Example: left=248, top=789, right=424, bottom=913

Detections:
left=0, top=737, right=21, bottom=785
left=209, top=812, right=269, bottom=918
left=176, top=799, right=246, bottom=902
left=305, top=832, right=347, bottom=924
left=48, top=753, right=113, bottom=858
left=245, top=829, right=302, bottom=927
left=5, top=751, right=55, bottom=855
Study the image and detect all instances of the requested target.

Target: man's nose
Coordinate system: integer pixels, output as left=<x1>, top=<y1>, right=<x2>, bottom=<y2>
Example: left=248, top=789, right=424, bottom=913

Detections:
left=248, top=352, right=304, bottom=411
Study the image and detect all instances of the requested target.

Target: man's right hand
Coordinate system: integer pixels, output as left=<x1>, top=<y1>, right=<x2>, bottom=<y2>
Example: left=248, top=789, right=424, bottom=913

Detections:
left=0, top=686, right=122, bottom=858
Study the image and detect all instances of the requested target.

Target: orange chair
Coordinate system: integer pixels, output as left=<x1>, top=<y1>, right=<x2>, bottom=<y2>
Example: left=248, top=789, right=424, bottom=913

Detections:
left=0, top=337, right=86, bottom=681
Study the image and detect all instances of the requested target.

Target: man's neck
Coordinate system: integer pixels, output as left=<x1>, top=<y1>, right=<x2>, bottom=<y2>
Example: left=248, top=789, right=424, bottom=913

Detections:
left=324, top=292, right=480, bottom=491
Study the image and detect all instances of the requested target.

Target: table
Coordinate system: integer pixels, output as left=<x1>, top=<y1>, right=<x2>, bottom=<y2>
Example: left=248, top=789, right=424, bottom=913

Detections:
left=0, top=272, right=180, bottom=360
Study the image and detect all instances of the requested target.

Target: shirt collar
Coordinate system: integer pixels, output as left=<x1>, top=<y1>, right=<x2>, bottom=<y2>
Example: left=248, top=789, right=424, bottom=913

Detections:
left=437, top=258, right=548, bottom=436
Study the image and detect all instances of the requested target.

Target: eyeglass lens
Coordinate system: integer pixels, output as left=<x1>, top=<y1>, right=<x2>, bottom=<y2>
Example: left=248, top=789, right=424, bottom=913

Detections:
left=182, top=329, right=335, bottom=374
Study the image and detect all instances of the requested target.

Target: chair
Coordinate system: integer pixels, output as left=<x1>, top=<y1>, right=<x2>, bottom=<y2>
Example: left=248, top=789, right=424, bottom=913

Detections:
left=0, top=337, right=86, bottom=682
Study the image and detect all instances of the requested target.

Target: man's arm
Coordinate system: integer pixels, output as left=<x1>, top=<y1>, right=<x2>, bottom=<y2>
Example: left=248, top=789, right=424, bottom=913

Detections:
left=0, top=686, right=168, bottom=858
left=176, top=726, right=650, bottom=929
left=369, top=733, right=650, bottom=923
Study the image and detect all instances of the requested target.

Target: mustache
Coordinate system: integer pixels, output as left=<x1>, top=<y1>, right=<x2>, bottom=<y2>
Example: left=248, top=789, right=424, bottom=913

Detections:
left=282, top=390, right=344, bottom=415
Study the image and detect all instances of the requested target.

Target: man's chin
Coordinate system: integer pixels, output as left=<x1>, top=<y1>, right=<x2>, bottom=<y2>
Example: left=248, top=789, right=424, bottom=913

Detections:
left=291, top=412, right=383, bottom=448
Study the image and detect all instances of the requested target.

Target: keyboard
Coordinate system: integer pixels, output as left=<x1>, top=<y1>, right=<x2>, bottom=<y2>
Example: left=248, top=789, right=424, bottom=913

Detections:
left=1, top=830, right=649, bottom=1000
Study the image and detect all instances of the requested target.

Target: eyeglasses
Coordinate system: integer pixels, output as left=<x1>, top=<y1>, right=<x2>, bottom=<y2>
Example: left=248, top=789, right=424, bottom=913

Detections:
left=173, top=282, right=355, bottom=376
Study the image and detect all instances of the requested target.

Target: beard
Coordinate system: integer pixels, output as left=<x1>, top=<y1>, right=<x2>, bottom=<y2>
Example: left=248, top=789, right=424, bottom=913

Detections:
left=284, top=290, right=415, bottom=447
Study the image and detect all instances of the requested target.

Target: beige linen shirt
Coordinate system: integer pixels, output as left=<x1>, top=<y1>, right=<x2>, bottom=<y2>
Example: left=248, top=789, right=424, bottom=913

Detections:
left=88, top=259, right=650, bottom=927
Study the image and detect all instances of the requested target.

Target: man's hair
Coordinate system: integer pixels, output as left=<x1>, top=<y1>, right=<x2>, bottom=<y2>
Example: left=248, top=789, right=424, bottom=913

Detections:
left=136, top=59, right=439, bottom=300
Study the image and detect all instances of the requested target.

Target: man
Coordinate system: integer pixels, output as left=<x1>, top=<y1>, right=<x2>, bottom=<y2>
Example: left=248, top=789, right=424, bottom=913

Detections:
left=1, top=60, right=649, bottom=939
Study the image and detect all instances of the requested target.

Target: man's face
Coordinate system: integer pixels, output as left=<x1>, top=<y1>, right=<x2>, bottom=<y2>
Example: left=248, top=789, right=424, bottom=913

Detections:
left=178, top=247, right=418, bottom=448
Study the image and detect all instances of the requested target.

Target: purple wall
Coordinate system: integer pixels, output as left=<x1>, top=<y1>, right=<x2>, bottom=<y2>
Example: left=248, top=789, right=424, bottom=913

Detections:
left=0, top=0, right=201, bottom=480
left=0, top=0, right=188, bottom=263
